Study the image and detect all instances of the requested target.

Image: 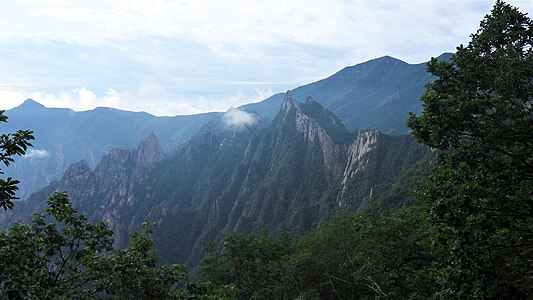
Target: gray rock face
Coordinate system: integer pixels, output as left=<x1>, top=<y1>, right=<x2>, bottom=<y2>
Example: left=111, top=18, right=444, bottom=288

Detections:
left=57, top=134, right=165, bottom=248
left=282, top=93, right=344, bottom=180
left=340, top=129, right=380, bottom=204
left=344, top=129, right=379, bottom=180
left=136, top=132, right=164, bottom=168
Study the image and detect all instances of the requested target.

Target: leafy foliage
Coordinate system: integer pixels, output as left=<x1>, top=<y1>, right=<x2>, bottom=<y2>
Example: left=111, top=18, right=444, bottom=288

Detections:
left=286, top=207, right=436, bottom=299
left=0, top=192, right=187, bottom=299
left=201, top=228, right=293, bottom=299
left=407, top=1, right=533, bottom=298
left=200, top=206, right=438, bottom=299
left=0, top=111, right=34, bottom=210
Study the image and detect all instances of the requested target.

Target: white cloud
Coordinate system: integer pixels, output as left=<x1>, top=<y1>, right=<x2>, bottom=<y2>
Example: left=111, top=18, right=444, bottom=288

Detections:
left=0, top=90, right=27, bottom=110
left=29, top=6, right=99, bottom=21
left=222, top=108, right=258, bottom=130
left=6, top=0, right=531, bottom=62
left=1, top=0, right=532, bottom=115
left=0, top=86, right=274, bottom=116
left=24, top=149, right=50, bottom=159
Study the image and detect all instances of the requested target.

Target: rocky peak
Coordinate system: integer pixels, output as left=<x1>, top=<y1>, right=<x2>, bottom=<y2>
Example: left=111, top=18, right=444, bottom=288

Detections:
left=136, top=132, right=164, bottom=168
left=280, top=90, right=299, bottom=115
left=277, top=92, right=347, bottom=179
left=63, top=160, right=92, bottom=181
left=93, top=147, right=131, bottom=180
left=60, top=160, right=94, bottom=193
left=100, top=147, right=130, bottom=166
left=300, top=96, right=348, bottom=142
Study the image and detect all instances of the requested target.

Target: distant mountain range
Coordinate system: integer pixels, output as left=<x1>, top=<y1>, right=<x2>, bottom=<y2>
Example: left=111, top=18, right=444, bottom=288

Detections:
left=3, top=100, right=218, bottom=199
left=3, top=54, right=447, bottom=199
left=1, top=92, right=432, bottom=267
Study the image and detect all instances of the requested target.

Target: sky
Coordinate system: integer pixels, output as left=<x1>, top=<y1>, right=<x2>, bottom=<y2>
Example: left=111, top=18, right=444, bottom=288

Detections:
left=1, top=0, right=531, bottom=116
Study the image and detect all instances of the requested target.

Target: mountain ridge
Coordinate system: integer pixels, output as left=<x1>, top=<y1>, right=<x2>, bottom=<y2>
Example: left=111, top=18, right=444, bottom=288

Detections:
left=242, top=54, right=443, bottom=131
left=0, top=92, right=431, bottom=268
left=3, top=53, right=444, bottom=201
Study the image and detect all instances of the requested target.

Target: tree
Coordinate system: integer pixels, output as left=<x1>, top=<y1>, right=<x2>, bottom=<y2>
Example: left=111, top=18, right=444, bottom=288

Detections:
left=0, top=192, right=187, bottom=298
left=200, top=228, right=293, bottom=299
left=281, top=207, right=436, bottom=299
left=199, top=207, right=438, bottom=299
left=407, top=1, right=532, bottom=298
left=0, top=110, right=34, bottom=210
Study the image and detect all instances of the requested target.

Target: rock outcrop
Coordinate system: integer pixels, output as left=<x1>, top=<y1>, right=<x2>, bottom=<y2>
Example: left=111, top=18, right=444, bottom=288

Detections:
left=341, top=129, right=380, bottom=201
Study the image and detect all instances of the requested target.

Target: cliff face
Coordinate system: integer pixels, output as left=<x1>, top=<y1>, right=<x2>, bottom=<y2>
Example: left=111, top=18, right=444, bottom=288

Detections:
left=6, top=92, right=430, bottom=266
left=288, top=94, right=346, bottom=180
left=48, top=134, right=165, bottom=248
left=340, top=130, right=380, bottom=202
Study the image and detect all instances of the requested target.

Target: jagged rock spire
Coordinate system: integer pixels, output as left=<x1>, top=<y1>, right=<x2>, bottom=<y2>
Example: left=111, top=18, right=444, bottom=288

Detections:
left=136, top=132, right=164, bottom=168
left=280, top=90, right=299, bottom=115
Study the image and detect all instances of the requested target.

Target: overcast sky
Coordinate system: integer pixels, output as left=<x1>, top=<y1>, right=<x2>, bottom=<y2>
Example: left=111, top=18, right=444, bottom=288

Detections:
left=1, top=0, right=531, bottom=116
